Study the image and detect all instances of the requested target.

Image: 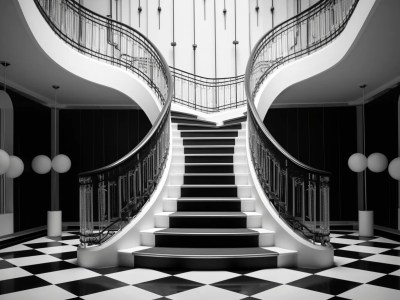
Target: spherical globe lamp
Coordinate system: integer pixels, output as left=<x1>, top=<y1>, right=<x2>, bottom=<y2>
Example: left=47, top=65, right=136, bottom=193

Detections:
left=32, top=155, right=52, bottom=174
left=367, top=153, right=388, bottom=173
left=0, top=149, right=10, bottom=175
left=52, top=154, right=71, bottom=173
left=348, top=153, right=367, bottom=172
left=6, top=156, right=24, bottom=178
left=388, top=157, right=400, bottom=180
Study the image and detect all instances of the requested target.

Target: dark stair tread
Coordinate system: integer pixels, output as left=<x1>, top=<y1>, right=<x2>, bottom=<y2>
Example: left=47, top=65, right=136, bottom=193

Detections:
left=133, top=247, right=278, bottom=257
left=172, top=116, right=216, bottom=125
left=155, top=228, right=263, bottom=235
left=170, top=212, right=247, bottom=217
left=171, top=111, right=198, bottom=119
left=176, top=197, right=243, bottom=200
left=177, top=123, right=242, bottom=130
left=223, top=115, right=247, bottom=125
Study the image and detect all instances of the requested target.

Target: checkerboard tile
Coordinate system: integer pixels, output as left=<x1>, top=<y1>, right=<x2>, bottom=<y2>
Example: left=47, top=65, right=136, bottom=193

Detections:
left=0, top=230, right=399, bottom=299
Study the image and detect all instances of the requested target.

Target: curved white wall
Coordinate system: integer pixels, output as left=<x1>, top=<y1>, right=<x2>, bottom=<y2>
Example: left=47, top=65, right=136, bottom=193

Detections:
left=17, top=0, right=162, bottom=124
left=254, top=0, right=378, bottom=121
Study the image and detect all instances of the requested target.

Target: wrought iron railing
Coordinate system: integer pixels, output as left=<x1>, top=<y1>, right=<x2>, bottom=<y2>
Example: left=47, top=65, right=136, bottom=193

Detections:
left=35, top=0, right=169, bottom=105
left=172, top=67, right=246, bottom=113
left=34, top=0, right=173, bottom=246
left=245, top=0, right=359, bottom=245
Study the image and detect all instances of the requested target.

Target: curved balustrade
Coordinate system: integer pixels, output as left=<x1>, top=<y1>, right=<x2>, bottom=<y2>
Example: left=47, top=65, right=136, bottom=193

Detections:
left=245, top=0, right=359, bottom=245
left=34, top=0, right=173, bottom=246
left=171, top=67, right=246, bottom=113
left=35, top=0, right=169, bottom=104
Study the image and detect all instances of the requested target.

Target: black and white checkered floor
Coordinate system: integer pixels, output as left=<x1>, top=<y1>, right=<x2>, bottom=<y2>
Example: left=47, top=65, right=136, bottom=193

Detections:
left=0, top=230, right=399, bottom=299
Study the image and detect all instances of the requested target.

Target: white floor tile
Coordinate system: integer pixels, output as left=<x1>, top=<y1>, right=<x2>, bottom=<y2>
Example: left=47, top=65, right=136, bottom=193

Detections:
left=329, top=233, right=345, bottom=238
left=0, top=285, right=76, bottom=300
left=58, top=239, right=80, bottom=245
left=340, top=244, right=390, bottom=254
left=6, top=255, right=60, bottom=267
left=0, top=267, right=32, bottom=281
left=330, top=238, right=364, bottom=245
left=65, top=258, right=78, bottom=265
left=82, top=286, right=160, bottom=300
left=168, top=285, right=245, bottom=300
left=106, top=268, right=170, bottom=285
left=339, top=284, right=400, bottom=300
left=61, top=232, right=76, bottom=237
left=37, top=267, right=100, bottom=284
left=0, top=244, right=32, bottom=253
left=24, top=237, right=56, bottom=244
left=316, top=266, right=385, bottom=283
left=246, top=268, right=311, bottom=284
left=175, top=271, right=240, bottom=284
left=390, top=269, right=400, bottom=276
left=333, top=256, right=358, bottom=266
left=36, top=245, right=77, bottom=254
left=252, top=285, right=332, bottom=300
left=371, top=237, right=400, bottom=244
left=363, top=254, right=400, bottom=266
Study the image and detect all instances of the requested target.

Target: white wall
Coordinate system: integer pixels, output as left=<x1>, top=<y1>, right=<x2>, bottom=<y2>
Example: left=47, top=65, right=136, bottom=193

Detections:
left=82, top=0, right=294, bottom=78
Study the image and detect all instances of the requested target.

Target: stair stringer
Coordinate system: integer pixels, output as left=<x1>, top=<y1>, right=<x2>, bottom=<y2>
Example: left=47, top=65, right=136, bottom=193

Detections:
left=77, top=122, right=173, bottom=269
left=245, top=124, right=334, bottom=269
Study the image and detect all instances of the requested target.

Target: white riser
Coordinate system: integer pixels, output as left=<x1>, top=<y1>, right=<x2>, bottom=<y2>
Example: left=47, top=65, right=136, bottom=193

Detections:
left=168, top=173, right=250, bottom=185
left=162, top=198, right=256, bottom=212
left=167, top=185, right=252, bottom=198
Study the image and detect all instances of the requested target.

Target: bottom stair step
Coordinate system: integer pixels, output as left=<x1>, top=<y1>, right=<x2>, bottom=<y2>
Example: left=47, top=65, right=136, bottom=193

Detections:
left=119, top=247, right=297, bottom=270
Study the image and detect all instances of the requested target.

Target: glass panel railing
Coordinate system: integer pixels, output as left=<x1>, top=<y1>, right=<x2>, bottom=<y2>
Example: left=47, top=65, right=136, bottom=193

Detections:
left=245, top=0, right=358, bottom=245
left=34, top=0, right=172, bottom=246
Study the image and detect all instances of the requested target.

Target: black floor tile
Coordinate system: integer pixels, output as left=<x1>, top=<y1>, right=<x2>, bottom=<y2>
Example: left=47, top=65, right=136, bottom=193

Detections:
left=25, top=242, right=66, bottom=249
left=211, top=275, right=280, bottom=296
left=89, top=266, right=132, bottom=275
left=49, top=235, right=80, bottom=241
left=328, top=297, right=351, bottom=300
left=50, top=251, right=77, bottom=260
left=368, top=275, right=400, bottom=290
left=0, top=249, right=44, bottom=259
left=0, top=276, right=50, bottom=295
left=342, top=260, right=400, bottom=274
left=330, top=243, right=348, bottom=250
left=335, top=235, right=376, bottom=241
left=0, top=260, right=15, bottom=269
left=357, top=241, right=400, bottom=249
left=22, top=261, right=78, bottom=274
left=334, top=249, right=373, bottom=259
left=289, top=275, right=360, bottom=295
left=57, top=276, right=127, bottom=296
left=381, top=249, right=400, bottom=257
left=135, top=276, right=202, bottom=296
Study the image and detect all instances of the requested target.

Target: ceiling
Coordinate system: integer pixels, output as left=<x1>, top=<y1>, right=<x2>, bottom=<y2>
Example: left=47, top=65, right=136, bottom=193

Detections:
left=0, top=0, right=399, bottom=109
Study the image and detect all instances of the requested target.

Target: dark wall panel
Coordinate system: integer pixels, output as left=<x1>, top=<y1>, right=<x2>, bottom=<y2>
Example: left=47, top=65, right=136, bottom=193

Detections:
left=59, top=109, right=151, bottom=222
left=10, top=90, right=51, bottom=232
left=265, top=105, right=358, bottom=223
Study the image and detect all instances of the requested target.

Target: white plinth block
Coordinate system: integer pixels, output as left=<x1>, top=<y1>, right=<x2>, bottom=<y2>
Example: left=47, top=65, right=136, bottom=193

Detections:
left=359, top=210, right=374, bottom=237
left=47, top=210, right=62, bottom=237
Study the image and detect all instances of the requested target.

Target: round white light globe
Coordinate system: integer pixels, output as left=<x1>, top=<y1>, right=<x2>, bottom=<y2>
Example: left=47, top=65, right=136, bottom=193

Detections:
left=348, top=153, right=367, bottom=172
left=52, top=154, right=71, bottom=173
left=367, top=153, right=388, bottom=173
left=32, top=155, right=52, bottom=174
left=6, top=156, right=24, bottom=178
left=0, top=149, right=10, bottom=175
left=388, top=157, right=400, bottom=180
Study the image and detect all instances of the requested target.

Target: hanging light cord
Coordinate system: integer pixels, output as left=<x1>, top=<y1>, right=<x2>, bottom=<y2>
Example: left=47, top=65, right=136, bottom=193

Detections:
left=361, top=85, right=367, bottom=210
left=52, top=85, right=60, bottom=156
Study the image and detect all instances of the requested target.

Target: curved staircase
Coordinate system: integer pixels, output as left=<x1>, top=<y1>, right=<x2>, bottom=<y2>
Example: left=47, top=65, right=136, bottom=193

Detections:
left=119, top=111, right=297, bottom=270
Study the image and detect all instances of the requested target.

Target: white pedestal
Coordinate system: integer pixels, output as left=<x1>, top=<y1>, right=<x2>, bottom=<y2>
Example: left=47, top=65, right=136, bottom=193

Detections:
left=47, top=210, right=62, bottom=237
left=359, top=210, right=374, bottom=237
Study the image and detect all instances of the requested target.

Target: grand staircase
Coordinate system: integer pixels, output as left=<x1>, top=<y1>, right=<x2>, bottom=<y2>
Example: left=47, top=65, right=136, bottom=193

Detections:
left=119, top=111, right=297, bottom=270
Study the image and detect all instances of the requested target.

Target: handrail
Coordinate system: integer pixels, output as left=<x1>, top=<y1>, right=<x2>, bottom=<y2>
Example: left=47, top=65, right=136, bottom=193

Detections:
left=34, top=0, right=173, bottom=246
left=171, top=67, right=246, bottom=113
left=245, top=0, right=359, bottom=245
